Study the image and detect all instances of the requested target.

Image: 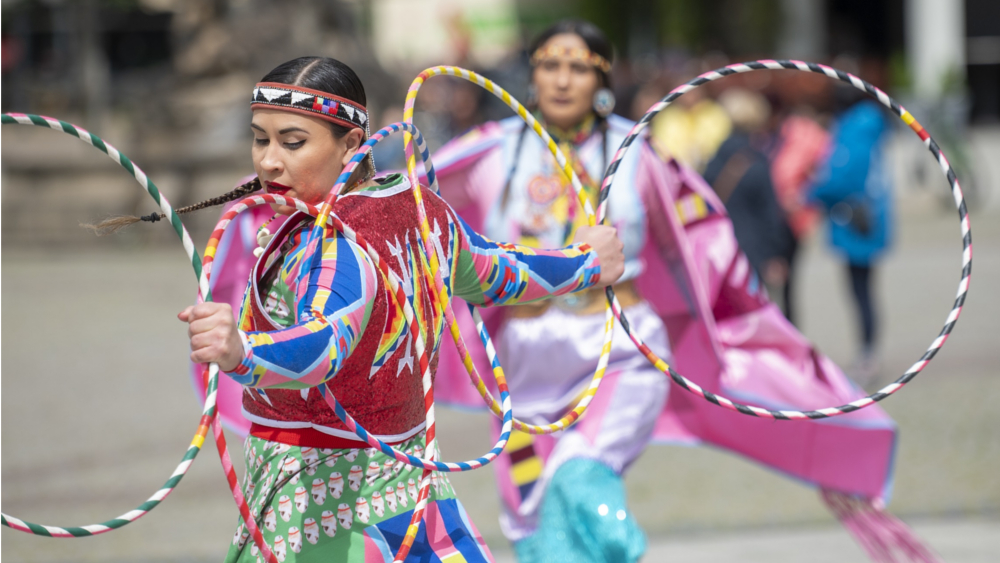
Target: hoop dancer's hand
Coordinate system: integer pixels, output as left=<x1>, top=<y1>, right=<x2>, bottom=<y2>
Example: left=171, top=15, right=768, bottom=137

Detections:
left=178, top=303, right=243, bottom=372
left=573, top=225, right=625, bottom=288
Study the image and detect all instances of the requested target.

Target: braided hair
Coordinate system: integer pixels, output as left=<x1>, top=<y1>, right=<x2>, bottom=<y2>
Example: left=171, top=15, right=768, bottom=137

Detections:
left=86, top=56, right=373, bottom=235
left=83, top=177, right=263, bottom=235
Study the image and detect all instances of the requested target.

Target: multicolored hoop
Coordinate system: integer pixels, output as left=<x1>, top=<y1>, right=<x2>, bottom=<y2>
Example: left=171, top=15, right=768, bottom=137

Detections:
left=300, top=121, right=516, bottom=473
left=200, top=193, right=324, bottom=563
left=402, top=65, right=616, bottom=436
left=198, top=130, right=457, bottom=562
left=598, top=59, right=972, bottom=420
left=0, top=113, right=220, bottom=537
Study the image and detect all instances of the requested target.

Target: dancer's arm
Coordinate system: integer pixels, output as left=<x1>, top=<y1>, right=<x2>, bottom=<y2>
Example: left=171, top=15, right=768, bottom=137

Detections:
left=449, top=213, right=623, bottom=306
left=181, top=231, right=377, bottom=389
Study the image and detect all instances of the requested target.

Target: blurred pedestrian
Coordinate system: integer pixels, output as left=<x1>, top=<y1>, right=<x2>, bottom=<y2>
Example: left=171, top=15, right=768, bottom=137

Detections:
left=649, top=83, right=731, bottom=172
left=767, top=108, right=830, bottom=325
left=703, top=88, right=795, bottom=307
left=446, top=77, right=486, bottom=138
left=811, top=85, right=894, bottom=385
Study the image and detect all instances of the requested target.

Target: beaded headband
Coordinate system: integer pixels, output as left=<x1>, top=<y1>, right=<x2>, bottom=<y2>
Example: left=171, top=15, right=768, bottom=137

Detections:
left=251, top=81, right=376, bottom=176
left=530, top=45, right=612, bottom=73
left=251, top=82, right=369, bottom=131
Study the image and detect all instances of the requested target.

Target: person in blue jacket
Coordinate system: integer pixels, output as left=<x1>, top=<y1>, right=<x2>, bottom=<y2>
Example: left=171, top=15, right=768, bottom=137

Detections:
left=811, top=86, right=894, bottom=384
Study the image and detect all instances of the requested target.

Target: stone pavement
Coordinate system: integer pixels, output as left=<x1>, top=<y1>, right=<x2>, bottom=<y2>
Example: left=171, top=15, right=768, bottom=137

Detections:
left=495, top=518, right=1000, bottom=563
left=486, top=518, right=1000, bottom=563
left=2, top=202, right=998, bottom=561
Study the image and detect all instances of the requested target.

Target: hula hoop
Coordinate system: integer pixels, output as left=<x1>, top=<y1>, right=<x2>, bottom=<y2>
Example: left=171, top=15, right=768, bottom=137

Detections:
left=0, top=113, right=220, bottom=537
left=299, top=122, right=516, bottom=473
left=200, top=193, right=327, bottom=563
left=402, top=65, right=616, bottom=436
left=201, top=124, right=493, bottom=562
left=598, top=60, right=972, bottom=420
left=203, top=188, right=448, bottom=563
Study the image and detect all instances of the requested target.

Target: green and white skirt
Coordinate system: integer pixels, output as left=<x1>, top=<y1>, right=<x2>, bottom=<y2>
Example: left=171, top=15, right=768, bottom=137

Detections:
left=226, top=434, right=494, bottom=563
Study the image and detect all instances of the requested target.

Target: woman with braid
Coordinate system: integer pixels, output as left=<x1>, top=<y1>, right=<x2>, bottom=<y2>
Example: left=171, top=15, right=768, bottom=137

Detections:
left=111, top=55, right=626, bottom=562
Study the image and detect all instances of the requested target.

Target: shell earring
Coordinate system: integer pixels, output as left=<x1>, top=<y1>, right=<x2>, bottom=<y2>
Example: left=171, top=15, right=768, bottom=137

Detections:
left=527, top=84, right=538, bottom=107
left=593, top=88, right=616, bottom=117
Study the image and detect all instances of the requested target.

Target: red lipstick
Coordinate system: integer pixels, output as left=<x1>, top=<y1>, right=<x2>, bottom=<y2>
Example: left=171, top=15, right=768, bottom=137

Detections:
left=266, top=181, right=292, bottom=195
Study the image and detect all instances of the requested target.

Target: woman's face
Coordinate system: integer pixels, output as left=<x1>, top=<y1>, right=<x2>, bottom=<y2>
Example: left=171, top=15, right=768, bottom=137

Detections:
left=532, top=33, right=602, bottom=130
left=251, top=108, right=364, bottom=215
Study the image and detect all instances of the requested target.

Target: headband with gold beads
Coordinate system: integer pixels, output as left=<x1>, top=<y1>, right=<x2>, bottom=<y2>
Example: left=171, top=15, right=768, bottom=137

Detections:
left=530, top=45, right=612, bottom=73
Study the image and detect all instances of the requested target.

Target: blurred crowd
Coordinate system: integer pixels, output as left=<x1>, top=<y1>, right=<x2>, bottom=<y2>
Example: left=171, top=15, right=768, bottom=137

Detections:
left=0, top=0, right=901, bottom=379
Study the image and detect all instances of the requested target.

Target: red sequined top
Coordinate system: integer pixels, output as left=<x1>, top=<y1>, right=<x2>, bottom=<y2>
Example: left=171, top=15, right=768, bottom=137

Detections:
left=234, top=176, right=600, bottom=446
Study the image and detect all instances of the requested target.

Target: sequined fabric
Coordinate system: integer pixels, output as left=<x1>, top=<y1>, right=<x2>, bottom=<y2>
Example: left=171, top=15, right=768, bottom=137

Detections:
left=235, top=174, right=600, bottom=441
left=226, top=435, right=495, bottom=563
left=513, top=459, right=646, bottom=563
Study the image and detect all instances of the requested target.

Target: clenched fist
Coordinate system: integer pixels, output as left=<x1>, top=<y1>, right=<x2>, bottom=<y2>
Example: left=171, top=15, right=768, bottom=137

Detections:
left=178, top=302, right=244, bottom=372
left=573, top=224, right=625, bottom=288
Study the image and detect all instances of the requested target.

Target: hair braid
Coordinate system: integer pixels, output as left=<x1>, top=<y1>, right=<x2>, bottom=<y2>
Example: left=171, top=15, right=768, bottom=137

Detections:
left=175, top=177, right=263, bottom=215
left=82, top=177, right=263, bottom=236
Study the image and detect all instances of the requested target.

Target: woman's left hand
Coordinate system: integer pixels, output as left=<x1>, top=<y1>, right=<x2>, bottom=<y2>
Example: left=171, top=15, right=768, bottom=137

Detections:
left=178, top=303, right=244, bottom=372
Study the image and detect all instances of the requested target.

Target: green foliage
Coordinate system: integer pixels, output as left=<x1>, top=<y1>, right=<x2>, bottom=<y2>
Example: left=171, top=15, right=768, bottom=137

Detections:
left=659, top=0, right=703, bottom=49
left=887, top=50, right=912, bottom=96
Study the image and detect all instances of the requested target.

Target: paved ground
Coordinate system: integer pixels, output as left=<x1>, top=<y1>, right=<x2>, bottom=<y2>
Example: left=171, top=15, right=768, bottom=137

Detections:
left=2, top=199, right=998, bottom=561
left=490, top=518, right=1000, bottom=563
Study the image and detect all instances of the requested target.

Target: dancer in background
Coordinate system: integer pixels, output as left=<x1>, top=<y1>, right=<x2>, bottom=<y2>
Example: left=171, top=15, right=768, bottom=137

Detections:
left=433, top=21, right=671, bottom=563
left=427, top=20, right=936, bottom=563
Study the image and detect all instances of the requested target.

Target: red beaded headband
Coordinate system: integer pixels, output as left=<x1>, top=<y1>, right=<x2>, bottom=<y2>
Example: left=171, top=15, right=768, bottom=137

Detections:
left=250, top=82, right=369, bottom=131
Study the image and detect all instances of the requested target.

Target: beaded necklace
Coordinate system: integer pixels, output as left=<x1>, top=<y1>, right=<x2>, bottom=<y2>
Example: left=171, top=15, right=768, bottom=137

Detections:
left=253, top=214, right=279, bottom=258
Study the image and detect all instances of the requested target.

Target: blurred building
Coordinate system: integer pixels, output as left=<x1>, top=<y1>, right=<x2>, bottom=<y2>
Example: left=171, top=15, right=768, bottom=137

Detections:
left=2, top=0, right=998, bottom=249
left=3, top=0, right=996, bottom=127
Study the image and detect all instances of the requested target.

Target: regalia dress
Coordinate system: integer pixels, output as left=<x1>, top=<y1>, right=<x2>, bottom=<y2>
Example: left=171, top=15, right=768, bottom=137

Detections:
left=425, top=114, right=925, bottom=562
left=220, top=173, right=600, bottom=563
left=429, top=115, right=670, bottom=561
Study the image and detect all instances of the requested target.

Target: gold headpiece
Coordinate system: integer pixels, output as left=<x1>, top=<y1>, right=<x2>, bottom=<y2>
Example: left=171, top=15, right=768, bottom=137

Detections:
left=530, top=45, right=612, bottom=73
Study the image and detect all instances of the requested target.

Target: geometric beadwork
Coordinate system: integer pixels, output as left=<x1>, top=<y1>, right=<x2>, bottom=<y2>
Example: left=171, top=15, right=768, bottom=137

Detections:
left=252, top=82, right=368, bottom=130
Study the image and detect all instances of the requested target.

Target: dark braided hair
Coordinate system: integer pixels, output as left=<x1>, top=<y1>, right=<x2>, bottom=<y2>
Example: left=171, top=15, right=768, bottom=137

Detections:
left=82, top=177, right=262, bottom=235
left=85, top=56, right=373, bottom=235
left=262, top=57, right=376, bottom=184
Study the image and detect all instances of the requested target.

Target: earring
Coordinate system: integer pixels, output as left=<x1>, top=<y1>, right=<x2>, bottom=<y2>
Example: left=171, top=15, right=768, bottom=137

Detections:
left=593, top=88, right=616, bottom=118
left=527, top=84, right=538, bottom=106
left=363, top=119, right=377, bottom=179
